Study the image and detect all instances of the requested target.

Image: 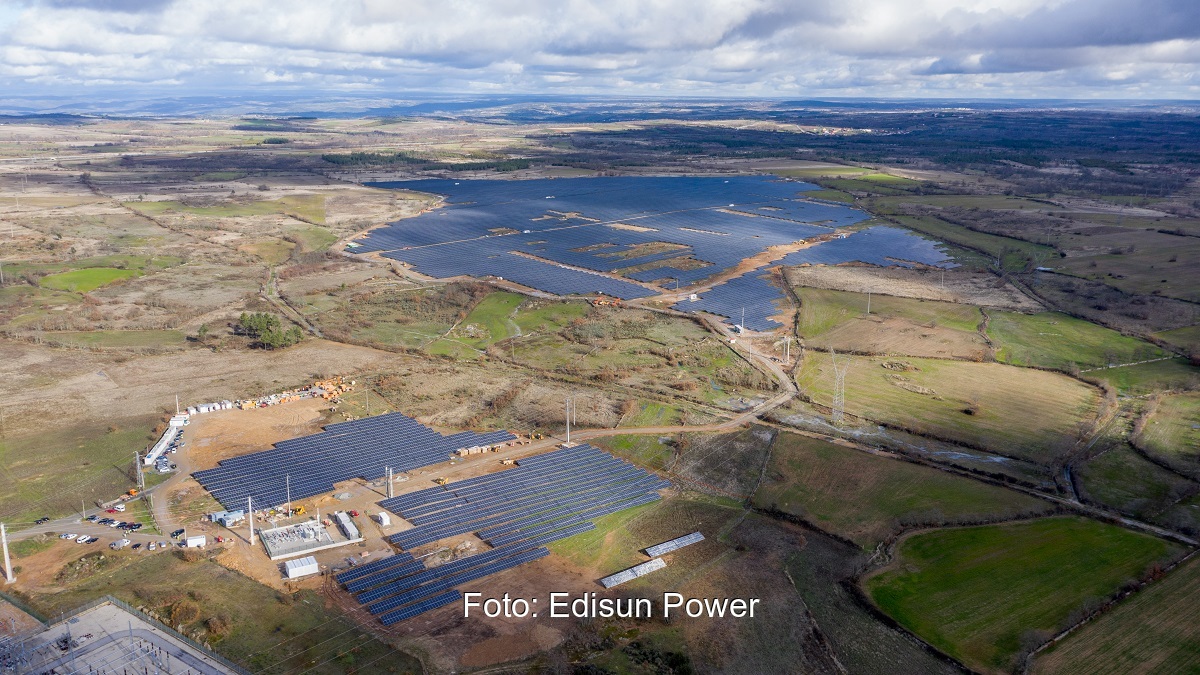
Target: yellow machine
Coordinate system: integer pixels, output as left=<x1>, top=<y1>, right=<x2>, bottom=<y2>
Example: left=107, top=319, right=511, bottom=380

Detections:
left=433, top=477, right=448, bottom=486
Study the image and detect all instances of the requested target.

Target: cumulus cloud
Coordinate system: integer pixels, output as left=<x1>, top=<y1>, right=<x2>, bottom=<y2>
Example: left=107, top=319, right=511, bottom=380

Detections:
left=0, top=0, right=1196, bottom=98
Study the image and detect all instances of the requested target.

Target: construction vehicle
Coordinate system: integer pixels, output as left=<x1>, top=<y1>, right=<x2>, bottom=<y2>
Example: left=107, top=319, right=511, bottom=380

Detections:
left=433, top=477, right=448, bottom=486
left=292, top=505, right=307, bottom=516
left=126, top=489, right=138, bottom=497
left=500, top=458, right=515, bottom=466
left=590, top=295, right=623, bottom=308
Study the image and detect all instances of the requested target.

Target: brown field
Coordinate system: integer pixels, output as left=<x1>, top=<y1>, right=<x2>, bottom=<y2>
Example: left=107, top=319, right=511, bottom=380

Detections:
left=796, top=355, right=1102, bottom=463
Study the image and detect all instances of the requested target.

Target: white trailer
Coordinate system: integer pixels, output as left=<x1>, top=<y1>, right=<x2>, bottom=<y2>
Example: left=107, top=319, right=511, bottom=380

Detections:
left=375, top=512, right=391, bottom=527
left=185, top=535, right=206, bottom=548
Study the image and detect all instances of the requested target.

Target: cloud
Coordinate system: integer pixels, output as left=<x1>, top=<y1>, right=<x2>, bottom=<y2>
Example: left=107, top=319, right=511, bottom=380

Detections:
left=0, top=0, right=1196, bottom=99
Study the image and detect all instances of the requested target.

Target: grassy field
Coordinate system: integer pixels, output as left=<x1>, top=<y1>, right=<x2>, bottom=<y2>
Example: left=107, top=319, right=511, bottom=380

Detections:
left=752, top=433, right=1050, bottom=547
left=866, top=517, right=1181, bottom=673
left=0, top=416, right=159, bottom=523
left=548, top=495, right=742, bottom=586
left=1137, top=392, right=1200, bottom=469
left=39, top=267, right=141, bottom=292
left=876, top=212, right=1054, bottom=271
left=795, top=287, right=986, bottom=359
left=23, top=552, right=419, bottom=674
left=427, top=291, right=524, bottom=355
left=1154, top=324, right=1200, bottom=354
left=1033, top=554, right=1200, bottom=675
left=1083, top=358, right=1200, bottom=395
left=771, top=165, right=872, bottom=178
left=595, top=433, right=680, bottom=471
left=804, top=188, right=856, bottom=202
left=1077, top=445, right=1197, bottom=519
left=36, top=330, right=188, bottom=349
left=795, top=354, right=1100, bottom=463
left=988, top=311, right=1169, bottom=371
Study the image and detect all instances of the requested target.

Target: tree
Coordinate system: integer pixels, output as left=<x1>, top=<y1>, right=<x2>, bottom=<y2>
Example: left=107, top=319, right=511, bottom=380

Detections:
left=197, top=323, right=210, bottom=344
left=238, top=312, right=302, bottom=350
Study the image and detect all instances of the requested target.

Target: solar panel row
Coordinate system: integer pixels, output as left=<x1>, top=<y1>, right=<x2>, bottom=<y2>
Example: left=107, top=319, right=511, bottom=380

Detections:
left=378, top=590, right=462, bottom=626
left=367, top=548, right=550, bottom=615
left=353, top=176, right=870, bottom=302
left=335, top=551, right=415, bottom=583
left=192, top=412, right=515, bottom=510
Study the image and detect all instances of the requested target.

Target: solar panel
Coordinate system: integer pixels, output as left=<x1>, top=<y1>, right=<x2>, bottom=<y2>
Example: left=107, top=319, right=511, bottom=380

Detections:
left=379, top=590, right=461, bottom=626
left=645, top=532, right=705, bottom=557
left=351, top=176, right=872, bottom=311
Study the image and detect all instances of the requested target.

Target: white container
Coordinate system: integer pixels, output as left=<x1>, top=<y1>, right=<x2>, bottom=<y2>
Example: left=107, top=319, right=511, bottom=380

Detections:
left=185, top=535, right=206, bottom=548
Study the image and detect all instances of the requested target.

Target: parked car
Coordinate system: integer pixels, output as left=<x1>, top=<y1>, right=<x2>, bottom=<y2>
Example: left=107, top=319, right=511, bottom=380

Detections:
left=131, top=523, right=143, bottom=531
left=98, top=518, right=112, bottom=525
left=35, top=517, right=50, bottom=525
left=108, top=521, right=121, bottom=528
left=349, top=510, right=360, bottom=517
left=75, top=535, right=89, bottom=544
left=60, top=533, right=76, bottom=539
left=85, top=537, right=99, bottom=544
left=85, top=515, right=98, bottom=522
left=171, top=529, right=185, bottom=538
left=131, top=543, right=141, bottom=551
left=148, top=542, right=156, bottom=551
left=106, top=509, right=117, bottom=514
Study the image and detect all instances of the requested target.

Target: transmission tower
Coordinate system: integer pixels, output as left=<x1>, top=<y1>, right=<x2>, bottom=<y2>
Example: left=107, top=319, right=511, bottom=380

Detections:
left=829, top=347, right=849, bottom=426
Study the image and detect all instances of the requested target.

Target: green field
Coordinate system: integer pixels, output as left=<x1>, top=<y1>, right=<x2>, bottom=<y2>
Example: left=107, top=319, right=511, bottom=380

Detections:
left=25, top=553, right=419, bottom=674
left=804, top=188, right=856, bottom=202
left=752, top=433, right=1050, bottom=547
left=877, top=212, right=1053, bottom=271
left=1154, top=324, right=1200, bottom=354
left=795, top=287, right=986, bottom=358
left=0, top=417, right=158, bottom=523
left=771, top=165, right=872, bottom=178
left=1137, top=392, right=1200, bottom=469
left=39, top=267, right=141, bottom=292
left=1077, top=445, right=1197, bottom=519
left=1083, top=358, right=1200, bottom=395
left=795, top=355, right=1100, bottom=463
left=989, top=310, right=1169, bottom=371
left=596, top=433, right=677, bottom=470
left=427, top=291, right=524, bottom=355
left=1033, top=554, right=1200, bottom=675
left=866, top=517, right=1181, bottom=672
left=37, top=330, right=187, bottom=349
left=797, top=288, right=982, bottom=336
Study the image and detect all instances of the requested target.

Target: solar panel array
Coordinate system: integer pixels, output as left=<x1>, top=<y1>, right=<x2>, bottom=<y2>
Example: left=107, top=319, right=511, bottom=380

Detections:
left=192, top=412, right=516, bottom=510
left=645, top=531, right=705, bottom=557
left=600, top=558, right=667, bottom=588
left=333, top=444, right=669, bottom=624
left=353, top=176, right=869, bottom=299
left=780, top=226, right=957, bottom=269
left=672, top=269, right=787, bottom=331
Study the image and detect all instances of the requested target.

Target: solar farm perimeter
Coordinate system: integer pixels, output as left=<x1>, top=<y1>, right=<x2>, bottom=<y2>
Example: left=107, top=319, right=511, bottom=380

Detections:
left=355, top=176, right=953, bottom=331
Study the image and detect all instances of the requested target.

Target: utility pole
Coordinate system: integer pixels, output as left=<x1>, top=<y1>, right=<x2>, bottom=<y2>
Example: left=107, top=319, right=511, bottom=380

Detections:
left=830, top=347, right=848, bottom=426
left=866, top=292, right=871, bottom=315
left=247, top=496, right=255, bottom=546
left=0, top=260, right=4, bottom=286
left=564, top=397, right=571, bottom=445
left=175, top=394, right=179, bottom=415
left=784, top=335, right=791, bottom=362
left=1, top=523, right=13, bottom=583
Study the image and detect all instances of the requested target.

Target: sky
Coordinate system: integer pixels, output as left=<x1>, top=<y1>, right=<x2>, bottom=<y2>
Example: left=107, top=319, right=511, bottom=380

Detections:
left=0, top=0, right=1197, bottom=101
